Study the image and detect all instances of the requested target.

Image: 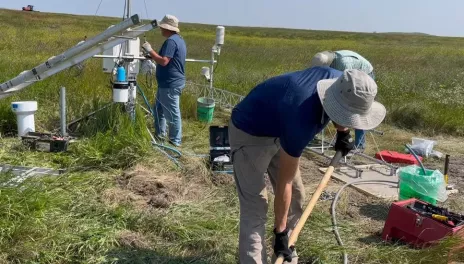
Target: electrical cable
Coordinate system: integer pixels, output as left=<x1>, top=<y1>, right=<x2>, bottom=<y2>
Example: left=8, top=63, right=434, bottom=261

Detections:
left=137, top=84, right=185, bottom=165
left=137, top=85, right=154, bottom=116
left=331, top=180, right=398, bottom=264
left=136, top=83, right=211, bottom=165
left=94, top=0, right=104, bottom=16
left=405, top=144, right=427, bottom=174
left=143, top=0, right=150, bottom=21
left=122, top=0, right=127, bottom=21
left=146, top=127, right=181, bottom=166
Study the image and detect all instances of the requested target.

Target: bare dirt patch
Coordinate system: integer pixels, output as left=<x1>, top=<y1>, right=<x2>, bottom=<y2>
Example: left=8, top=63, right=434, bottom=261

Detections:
left=116, top=230, right=151, bottom=249
left=101, top=188, right=147, bottom=209
left=101, top=165, right=187, bottom=210
left=121, top=165, right=184, bottom=209
left=212, top=173, right=235, bottom=186
left=447, top=156, right=464, bottom=182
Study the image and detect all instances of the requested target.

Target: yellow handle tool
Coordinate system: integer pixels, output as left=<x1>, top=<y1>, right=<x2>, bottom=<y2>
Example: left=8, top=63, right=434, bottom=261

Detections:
left=432, top=214, right=448, bottom=222
left=275, top=151, right=343, bottom=264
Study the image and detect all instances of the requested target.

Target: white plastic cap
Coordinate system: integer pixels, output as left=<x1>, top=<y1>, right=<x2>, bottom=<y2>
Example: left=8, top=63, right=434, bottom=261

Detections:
left=11, top=101, right=38, bottom=113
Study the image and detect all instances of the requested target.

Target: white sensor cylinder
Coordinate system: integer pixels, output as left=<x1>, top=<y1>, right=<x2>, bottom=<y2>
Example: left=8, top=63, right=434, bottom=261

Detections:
left=201, top=66, right=211, bottom=80
left=11, top=101, right=37, bottom=137
left=216, top=26, right=225, bottom=46
left=113, top=88, right=129, bottom=103
left=113, top=83, right=129, bottom=103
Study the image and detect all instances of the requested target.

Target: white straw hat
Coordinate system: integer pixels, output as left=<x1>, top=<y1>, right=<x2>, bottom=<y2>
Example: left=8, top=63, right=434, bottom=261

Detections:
left=316, top=69, right=386, bottom=130
left=311, top=51, right=335, bottom=67
left=159, top=14, right=180, bottom=33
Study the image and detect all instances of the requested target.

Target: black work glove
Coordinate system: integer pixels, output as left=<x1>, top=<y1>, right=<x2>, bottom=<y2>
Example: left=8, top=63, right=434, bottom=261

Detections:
left=334, top=130, right=354, bottom=156
left=273, top=228, right=294, bottom=262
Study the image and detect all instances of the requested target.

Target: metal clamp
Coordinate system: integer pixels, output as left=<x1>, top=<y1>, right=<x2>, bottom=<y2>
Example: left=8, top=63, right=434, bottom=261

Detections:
left=415, top=215, right=423, bottom=227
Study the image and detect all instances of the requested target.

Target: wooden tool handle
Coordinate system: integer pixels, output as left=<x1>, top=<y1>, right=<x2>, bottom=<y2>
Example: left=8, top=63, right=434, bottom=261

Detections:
left=444, top=154, right=450, bottom=184
left=274, top=151, right=342, bottom=264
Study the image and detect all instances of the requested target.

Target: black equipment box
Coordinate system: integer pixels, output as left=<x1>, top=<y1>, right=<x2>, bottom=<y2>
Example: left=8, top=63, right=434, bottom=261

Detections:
left=21, top=132, right=69, bottom=152
left=209, top=126, right=233, bottom=173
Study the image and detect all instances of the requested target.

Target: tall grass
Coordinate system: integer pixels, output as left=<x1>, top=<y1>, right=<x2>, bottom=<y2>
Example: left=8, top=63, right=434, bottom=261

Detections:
left=2, top=9, right=464, bottom=135
left=0, top=8, right=464, bottom=264
left=70, top=105, right=153, bottom=170
left=0, top=171, right=128, bottom=263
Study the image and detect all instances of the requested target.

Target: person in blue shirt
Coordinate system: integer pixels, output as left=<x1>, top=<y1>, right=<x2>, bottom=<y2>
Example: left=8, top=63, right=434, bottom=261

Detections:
left=142, top=14, right=187, bottom=147
left=229, top=67, right=386, bottom=264
left=311, top=50, right=376, bottom=151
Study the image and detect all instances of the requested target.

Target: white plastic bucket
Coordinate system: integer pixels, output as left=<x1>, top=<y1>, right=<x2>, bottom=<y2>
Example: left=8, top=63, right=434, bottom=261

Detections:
left=11, top=101, right=38, bottom=137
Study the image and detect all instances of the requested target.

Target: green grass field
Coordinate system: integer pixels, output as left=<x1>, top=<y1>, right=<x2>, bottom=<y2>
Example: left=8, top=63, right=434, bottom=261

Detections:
left=0, top=8, right=463, bottom=264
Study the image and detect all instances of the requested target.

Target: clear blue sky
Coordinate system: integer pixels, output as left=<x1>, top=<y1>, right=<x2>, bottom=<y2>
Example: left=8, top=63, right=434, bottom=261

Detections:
left=1, top=0, right=464, bottom=37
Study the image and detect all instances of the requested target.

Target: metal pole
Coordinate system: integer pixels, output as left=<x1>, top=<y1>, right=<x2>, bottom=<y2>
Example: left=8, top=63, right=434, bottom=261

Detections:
left=127, top=0, right=131, bottom=18
left=209, top=48, right=215, bottom=99
left=60, top=87, right=67, bottom=136
left=321, top=129, right=325, bottom=153
left=128, top=82, right=136, bottom=121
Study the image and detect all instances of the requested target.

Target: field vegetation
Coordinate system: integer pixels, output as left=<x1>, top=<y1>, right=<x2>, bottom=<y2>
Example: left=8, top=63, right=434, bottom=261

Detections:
left=0, top=8, right=463, bottom=264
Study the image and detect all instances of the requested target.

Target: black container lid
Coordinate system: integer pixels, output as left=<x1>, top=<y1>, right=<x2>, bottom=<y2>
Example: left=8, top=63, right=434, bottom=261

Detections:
left=113, top=82, right=129, bottom=89
left=209, top=126, right=229, bottom=148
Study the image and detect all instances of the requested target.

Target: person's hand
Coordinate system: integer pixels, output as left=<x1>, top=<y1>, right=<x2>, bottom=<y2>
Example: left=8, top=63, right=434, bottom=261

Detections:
left=142, top=41, right=153, bottom=53
left=334, top=130, right=354, bottom=156
left=273, top=228, right=294, bottom=262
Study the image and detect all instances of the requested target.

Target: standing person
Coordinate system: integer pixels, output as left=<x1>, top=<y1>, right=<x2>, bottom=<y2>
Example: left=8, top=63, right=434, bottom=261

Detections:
left=229, top=67, right=386, bottom=264
left=310, top=50, right=375, bottom=151
left=142, top=14, right=187, bottom=147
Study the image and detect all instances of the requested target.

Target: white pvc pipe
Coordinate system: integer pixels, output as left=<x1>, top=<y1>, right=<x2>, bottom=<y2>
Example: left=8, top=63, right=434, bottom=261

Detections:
left=209, top=48, right=215, bottom=97
left=186, top=59, right=217, bottom=63
left=93, top=55, right=217, bottom=64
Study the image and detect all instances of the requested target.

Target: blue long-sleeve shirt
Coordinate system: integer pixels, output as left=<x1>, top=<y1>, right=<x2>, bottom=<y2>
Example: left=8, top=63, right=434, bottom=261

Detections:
left=231, top=66, right=343, bottom=157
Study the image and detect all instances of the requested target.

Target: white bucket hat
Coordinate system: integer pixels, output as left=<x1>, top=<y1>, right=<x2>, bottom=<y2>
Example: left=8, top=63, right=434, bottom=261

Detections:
left=317, top=69, right=386, bottom=130
left=311, top=51, right=335, bottom=67
left=159, top=14, right=180, bottom=33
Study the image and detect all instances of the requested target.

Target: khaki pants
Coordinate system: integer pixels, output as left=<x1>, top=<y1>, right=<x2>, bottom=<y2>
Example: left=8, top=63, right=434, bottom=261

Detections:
left=229, top=120, right=305, bottom=264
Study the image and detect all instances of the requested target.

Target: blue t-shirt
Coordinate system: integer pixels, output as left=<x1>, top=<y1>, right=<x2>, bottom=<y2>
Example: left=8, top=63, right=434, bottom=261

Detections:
left=156, top=34, right=187, bottom=88
left=231, top=66, right=343, bottom=158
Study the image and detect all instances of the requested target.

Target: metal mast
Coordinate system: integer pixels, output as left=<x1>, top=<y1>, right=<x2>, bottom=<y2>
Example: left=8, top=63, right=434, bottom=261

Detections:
left=126, top=0, right=131, bottom=18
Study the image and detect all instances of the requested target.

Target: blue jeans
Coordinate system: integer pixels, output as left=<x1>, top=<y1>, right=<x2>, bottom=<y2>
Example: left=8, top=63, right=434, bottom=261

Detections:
left=354, top=70, right=375, bottom=150
left=355, top=129, right=366, bottom=149
left=154, top=86, right=183, bottom=146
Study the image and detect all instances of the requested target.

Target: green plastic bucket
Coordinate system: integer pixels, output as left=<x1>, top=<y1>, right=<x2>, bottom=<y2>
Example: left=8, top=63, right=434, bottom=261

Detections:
left=398, top=165, right=447, bottom=205
left=197, top=97, right=215, bottom=123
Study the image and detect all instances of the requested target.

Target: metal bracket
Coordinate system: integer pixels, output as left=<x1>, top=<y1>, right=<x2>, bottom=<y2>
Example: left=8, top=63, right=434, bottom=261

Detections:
left=415, top=215, right=423, bottom=227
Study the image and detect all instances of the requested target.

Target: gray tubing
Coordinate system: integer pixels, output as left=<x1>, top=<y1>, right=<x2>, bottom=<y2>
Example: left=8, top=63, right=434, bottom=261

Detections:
left=405, top=144, right=427, bottom=175
left=331, top=180, right=398, bottom=264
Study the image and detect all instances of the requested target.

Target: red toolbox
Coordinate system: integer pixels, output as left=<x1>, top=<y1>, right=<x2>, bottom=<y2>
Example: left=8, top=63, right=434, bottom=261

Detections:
left=382, top=199, right=464, bottom=248
left=375, top=150, right=422, bottom=165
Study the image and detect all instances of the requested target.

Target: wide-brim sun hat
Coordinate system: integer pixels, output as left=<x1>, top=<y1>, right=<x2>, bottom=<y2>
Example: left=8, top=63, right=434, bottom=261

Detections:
left=159, top=14, right=180, bottom=33
left=311, top=51, right=335, bottom=67
left=316, top=69, right=386, bottom=130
